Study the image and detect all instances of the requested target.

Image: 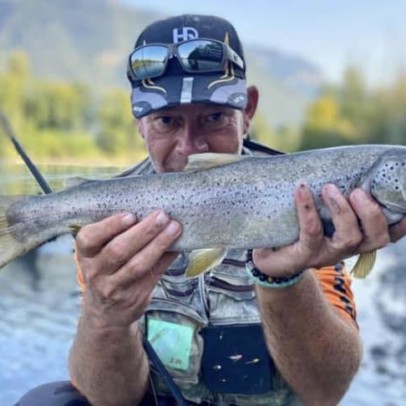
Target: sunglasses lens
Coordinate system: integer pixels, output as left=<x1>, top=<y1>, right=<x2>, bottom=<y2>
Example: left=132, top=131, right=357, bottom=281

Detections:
left=178, top=40, right=224, bottom=72
left=130, top=45, right=168, bottom=79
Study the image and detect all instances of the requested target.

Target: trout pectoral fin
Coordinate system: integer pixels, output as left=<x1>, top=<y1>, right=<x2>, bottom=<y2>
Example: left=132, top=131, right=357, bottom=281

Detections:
left=184, top=153, right=246, bottom=172
left=185, top=248, right=227, bottom=278
left=351, top=251, right=377, bottom=278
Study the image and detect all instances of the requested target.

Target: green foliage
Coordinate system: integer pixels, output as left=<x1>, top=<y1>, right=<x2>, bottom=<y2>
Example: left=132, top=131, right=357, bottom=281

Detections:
left=251, top=112, right=301, bottom=152
left=97, top=89, right=140, bottom=155
left=23, top=129, right=102, bottom=161
left=0, top=51, right=145, bottom=164
left=300, top=66, right=406, bottom=150
left=26, top=81, right=92, bottom=131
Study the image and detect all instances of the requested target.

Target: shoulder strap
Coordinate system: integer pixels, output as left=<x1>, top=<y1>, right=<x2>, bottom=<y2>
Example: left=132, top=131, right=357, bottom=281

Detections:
left=143, top=338, right=189, bottom=405
left=243, top=138, right=286, bottom=156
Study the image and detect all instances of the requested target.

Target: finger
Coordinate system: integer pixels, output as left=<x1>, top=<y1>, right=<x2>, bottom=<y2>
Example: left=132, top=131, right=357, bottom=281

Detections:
left=296, top=182, right=324, bottom=251
left=76, top=212, right=137, bottom=258
left=349, top=188, right=390, bottom=251
left=125, top=220, right=182, bottom=276
left=253, top=183, right=324, bottom=276
left=100, top=211, right=177, bottom=271
left=322, top=184, right=362, bottom=252
left=111, top=223, right=182, bottom=286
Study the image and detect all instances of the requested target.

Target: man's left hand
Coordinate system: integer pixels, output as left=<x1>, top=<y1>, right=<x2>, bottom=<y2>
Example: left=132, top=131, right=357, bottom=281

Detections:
left=252, top=183, right=404, bottom=278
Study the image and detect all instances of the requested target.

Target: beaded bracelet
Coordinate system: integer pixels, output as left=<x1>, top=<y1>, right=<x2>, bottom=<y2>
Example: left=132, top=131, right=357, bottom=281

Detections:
left=246, top=251, right=305, bottom=289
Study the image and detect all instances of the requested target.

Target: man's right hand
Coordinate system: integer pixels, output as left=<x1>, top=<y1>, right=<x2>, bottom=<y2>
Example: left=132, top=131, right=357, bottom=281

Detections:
left=75, top=211, right=182, bottom=328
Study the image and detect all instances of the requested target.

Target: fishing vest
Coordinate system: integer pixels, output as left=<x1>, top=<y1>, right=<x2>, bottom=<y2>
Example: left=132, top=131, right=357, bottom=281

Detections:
left=119, top=145, right=301, bottom=405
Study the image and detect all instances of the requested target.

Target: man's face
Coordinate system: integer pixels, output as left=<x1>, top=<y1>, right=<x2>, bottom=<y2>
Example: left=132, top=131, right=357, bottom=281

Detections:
left=137, top=103, right=248, bottom=173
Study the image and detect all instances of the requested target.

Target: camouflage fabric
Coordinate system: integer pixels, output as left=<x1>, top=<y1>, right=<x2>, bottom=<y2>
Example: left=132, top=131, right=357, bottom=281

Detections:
left=122, top=149, right=301, bottom=405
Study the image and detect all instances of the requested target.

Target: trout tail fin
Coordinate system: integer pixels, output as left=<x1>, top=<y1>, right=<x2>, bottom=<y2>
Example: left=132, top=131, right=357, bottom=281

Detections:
left=0, top=196, right=36, bottom=269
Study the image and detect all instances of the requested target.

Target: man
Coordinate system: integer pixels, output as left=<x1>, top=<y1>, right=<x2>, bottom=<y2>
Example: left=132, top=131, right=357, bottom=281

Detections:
left=17, top=14, right=406, bottom=406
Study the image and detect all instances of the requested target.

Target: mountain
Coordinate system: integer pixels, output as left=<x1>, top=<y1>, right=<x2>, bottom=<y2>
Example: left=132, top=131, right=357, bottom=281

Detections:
left=0, top=0, right=323, bottom=126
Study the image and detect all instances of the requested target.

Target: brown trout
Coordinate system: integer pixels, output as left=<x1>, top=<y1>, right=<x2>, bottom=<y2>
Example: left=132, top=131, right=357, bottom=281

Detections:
left=1, top=145, right=406, bottom=277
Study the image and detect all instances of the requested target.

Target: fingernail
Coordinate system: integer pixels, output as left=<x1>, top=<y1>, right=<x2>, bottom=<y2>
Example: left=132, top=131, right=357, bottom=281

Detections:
left=156, top=211, right=169, bottom=226
left=122, top=213, right=136, bottom=225
left=166, top=221, right=181, bottom=236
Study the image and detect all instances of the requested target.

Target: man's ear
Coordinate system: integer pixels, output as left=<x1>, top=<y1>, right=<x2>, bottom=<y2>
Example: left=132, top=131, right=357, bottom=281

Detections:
left=243, top=85, right=259, bottom=133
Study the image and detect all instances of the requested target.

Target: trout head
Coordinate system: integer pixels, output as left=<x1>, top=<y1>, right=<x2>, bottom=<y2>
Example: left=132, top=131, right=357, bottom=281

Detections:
left=365, top=149, right=406, bottom=223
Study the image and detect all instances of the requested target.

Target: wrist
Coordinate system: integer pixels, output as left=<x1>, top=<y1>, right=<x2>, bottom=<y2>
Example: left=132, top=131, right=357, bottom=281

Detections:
left=81, top=303, right=135, bottom=333
left=246, top=250, right=306, bottom=289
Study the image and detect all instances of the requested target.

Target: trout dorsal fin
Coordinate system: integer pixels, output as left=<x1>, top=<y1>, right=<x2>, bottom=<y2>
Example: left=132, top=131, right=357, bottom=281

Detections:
left=64, top=176, right=95, bottom=189
left=64, top=176, right=102, bottom=189
left=184, top=153, right=246, bottom=172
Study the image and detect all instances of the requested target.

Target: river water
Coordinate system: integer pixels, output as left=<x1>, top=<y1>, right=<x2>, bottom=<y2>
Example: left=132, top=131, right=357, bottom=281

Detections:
left=0, top=162, right=405, bottom=405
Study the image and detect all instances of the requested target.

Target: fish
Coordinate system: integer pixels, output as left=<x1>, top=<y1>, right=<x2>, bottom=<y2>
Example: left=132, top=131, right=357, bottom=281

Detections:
left=1, top=145, right=406, bottom=278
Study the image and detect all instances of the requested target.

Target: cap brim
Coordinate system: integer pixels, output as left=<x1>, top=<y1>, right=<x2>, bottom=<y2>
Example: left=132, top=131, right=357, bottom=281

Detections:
left=131, top=72, right=248, bottom=118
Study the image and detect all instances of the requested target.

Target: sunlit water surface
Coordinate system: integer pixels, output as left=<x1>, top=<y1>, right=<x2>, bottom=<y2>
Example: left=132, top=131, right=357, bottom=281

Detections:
left=0, top=162, right=405, bottom=405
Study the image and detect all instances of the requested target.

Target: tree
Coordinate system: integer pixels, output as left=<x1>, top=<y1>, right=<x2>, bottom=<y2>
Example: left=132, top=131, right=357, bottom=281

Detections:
left=96, top=89, right=145, bottom=160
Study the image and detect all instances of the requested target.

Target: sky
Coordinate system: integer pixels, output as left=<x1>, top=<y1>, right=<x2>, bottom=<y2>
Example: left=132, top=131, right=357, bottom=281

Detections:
left=122, top=0, right=406, bottom=85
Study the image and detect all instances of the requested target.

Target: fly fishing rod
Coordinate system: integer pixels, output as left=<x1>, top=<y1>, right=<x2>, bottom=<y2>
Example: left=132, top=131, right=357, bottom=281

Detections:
left=0, top=110, right=189, bottom=406
left=0, top=109, right=53, bottom=194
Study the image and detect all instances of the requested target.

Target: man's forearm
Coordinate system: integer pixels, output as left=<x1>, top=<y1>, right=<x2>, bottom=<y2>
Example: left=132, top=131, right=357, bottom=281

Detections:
left=257, top=270, right=362, bottom=406
left=68, top=311, right=149, bottom=406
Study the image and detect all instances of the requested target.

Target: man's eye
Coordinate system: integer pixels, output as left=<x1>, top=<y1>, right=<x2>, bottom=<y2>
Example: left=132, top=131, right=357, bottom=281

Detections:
left=158, top=116, right=173, bottom=125
left=152, top=116, right=178, bottom=131
left=207, top=112, right=224, bottom=122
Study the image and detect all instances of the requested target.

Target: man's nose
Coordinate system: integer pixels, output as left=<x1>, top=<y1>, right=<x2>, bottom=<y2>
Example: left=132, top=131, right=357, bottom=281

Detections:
left=177, top=126, right=209, bottom=155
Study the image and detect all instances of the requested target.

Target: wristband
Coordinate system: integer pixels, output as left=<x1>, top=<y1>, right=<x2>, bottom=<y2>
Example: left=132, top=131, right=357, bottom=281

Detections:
left=246, top=251, right=305, bottom=289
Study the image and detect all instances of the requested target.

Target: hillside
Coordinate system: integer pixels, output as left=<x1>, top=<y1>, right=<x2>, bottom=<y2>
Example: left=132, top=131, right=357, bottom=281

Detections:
left=0, top=0, right=323, bottom=126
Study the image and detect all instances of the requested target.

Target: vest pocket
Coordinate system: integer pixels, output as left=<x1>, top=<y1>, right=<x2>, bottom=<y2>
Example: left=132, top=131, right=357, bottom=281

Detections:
left=207, top=274, right=260, bottom=326
left=145, top=297, right=208, bottom=385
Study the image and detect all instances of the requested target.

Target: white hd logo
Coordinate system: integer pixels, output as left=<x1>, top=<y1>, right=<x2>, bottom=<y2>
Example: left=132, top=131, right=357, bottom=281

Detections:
left=173, top=27, right=198, bottom=43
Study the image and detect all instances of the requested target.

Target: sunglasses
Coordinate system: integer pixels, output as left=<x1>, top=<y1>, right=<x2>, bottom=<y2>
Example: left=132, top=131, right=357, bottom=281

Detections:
left=128, top=38, right=245, bottom=81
